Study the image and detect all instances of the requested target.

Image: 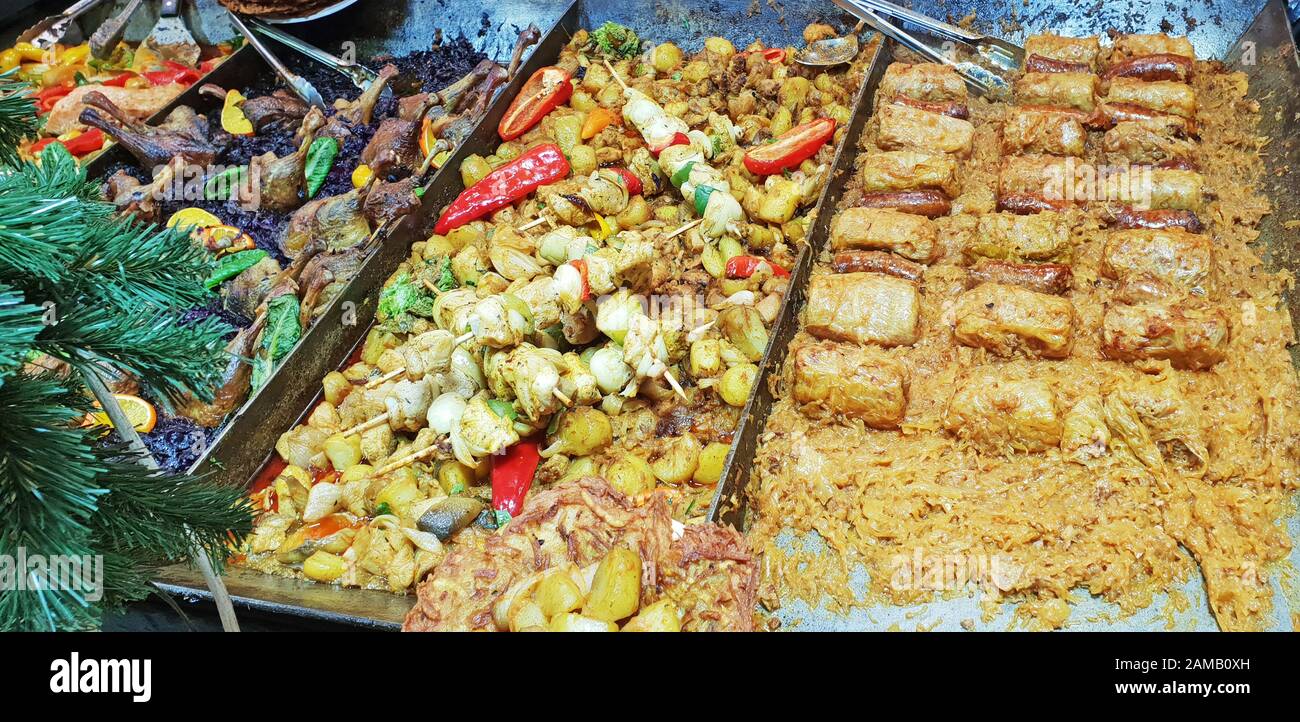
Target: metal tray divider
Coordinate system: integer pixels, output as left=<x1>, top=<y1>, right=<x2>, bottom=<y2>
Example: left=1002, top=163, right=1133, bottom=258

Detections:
left=707, top=33, right=889, bottom=529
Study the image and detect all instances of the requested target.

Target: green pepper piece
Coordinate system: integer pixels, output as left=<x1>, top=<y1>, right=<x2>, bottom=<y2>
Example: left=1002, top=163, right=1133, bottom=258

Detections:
left=204, top=249, right=268, bottom=289
left=303, top=136, right=340, bottom=199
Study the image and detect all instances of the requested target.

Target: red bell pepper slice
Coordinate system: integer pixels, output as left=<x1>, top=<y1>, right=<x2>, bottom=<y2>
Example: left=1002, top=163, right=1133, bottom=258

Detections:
left=498, top=66, right=573, bottom=141
left=649, top=130, right=689, bottom=157
left=743, top=117, right=836, bottom=176
left=608, top=167, right=642, bottom=196
left=434, top=143, right=570, bottom=235
left=61, top=128, right=105, bottom=156
left=36, top=85, right=73, bottom=114
left=30, top=129, right=105, bottom=158
left=101, top=72, right=136, bottom=87
left=760, top=48, right=787, bottom=63
left=571, top=258, right=591, bottom=301
left=145, top=61, right=201, bottom=87
left=491, top=440, right=542, bottom=519
left=725, top=255, right=790, bottom=279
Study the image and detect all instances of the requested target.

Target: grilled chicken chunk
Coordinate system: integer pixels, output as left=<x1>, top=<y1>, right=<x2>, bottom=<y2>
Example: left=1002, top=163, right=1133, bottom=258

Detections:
left=1101, top=228, right=1212, bottom=296
left=1104, top=77, right=1196, bottom=119
left=966, top=259, right=1073, bottom=295
left=1014, top=72, right=1099, bottom=112
left=793, top=341, right=909, bottom=427
left=877, top=62, right=967, bottom=105
left=1101, top=301, right=1230, bottom=370
left=806, top=272, right=920, bottom=347
left=953, top=282, right=1076, bottom=358
left=1001, top=107, right=1086, bottom=156
left=944, top=370, right=1062, bottom=453
left=877, top=103, right=974, bottom=157
left=967, top=211, right=1071, bottom=263
left=830, top=207, right=939, bottom=262
left=860, top=150, right=960, bottom=197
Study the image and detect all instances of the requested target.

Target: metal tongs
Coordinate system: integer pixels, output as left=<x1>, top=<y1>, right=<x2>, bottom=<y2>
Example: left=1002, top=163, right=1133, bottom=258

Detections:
left=245, top=18, right=379, bottom=91
left=16, top=0, right=111, bottom=50
left=833, top=0, right=1024, bottom=97
left=225, top=11, right=326, bottom=110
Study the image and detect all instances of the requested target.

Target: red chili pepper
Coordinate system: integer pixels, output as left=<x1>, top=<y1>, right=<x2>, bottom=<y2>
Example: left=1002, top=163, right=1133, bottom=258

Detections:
left=649, top=130, right=689, bottom=157
left=61, top=129, right=104, bottom=156
left=498, top=66, right=573, bottom=141
left=743, top=117, right=836, bottom=176
left=434, top=143, right=570, bottom=235
left=28, top=138, right=57, bottom=154
left=491, top=440, right=542, bottom=517
left=571, top=258, right=591, bottom=301
left=726, top=255, right=790, bottom=279
left=36, top=85, right=73, bottom=114
left=101, top=72, right=136, bottom=87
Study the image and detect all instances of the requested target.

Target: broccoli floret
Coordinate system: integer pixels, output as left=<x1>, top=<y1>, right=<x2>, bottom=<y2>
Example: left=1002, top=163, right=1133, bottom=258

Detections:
left=591, top=21, right=642, bottom=58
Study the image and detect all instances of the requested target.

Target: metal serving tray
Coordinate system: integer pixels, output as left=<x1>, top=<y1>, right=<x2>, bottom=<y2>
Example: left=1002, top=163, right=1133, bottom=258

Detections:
left=708, top=0, right=1300, bottom=631
left=154, top=0, right=883, bottom=629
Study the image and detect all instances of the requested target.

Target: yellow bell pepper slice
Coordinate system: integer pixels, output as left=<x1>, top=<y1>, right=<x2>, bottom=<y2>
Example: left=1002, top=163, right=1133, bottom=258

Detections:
left=220, top=89, right=254, bottom=136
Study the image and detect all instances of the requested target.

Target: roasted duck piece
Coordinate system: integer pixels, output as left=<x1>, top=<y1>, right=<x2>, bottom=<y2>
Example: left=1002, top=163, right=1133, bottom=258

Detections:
left=200, top=84, right=309, bottom=134
left=279, top=187, right=371, bottom=259
left=79, top=91, right=226, bottom=169
left=251, top=107, right=326, bottom=212
left=175, top=309, right=270, bottom=428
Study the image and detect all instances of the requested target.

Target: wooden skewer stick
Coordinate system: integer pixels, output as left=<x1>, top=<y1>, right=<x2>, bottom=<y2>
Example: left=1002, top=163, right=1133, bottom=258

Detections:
left=365, top=368, right=405, bottom=389
left=372, top=443, right=444, bottom=477
left=518, top=216, right=549, bottom=232
left=421, top=278, right=443, bottom=296
left=665, top=218, right=702, bottom=240
left=341, top=412, right=390, bottom=438
left=553, top=388, right=572, bottom=405
left=452, top=331, right=475, bottom=348
left=604, top=58, right=629, bottom=91
left=662, top=370, right=689, bottom=403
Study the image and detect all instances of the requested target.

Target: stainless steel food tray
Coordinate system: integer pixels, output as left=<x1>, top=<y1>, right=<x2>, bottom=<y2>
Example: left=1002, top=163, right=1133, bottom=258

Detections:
left=154, top=0, right=886, bottom=629
left=708, top=0, right=1300, bottom=631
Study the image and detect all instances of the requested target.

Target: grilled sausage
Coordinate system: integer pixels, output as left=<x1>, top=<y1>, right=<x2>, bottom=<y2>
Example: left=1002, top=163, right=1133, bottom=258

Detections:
left=857, top=190, right=952, bottom=218
left=1103, top=53, right=1193, bottom=82
left=891, top=95, right=969, bottom=119
left=1108, top=206, right=1203, bottom=233
left=966, top=259, right=1073, bottom=295
left=832, top=250, right=927, bottom=281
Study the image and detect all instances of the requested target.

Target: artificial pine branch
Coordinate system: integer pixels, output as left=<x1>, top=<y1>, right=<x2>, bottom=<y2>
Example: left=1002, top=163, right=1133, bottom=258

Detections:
left=0, top=71, right=37, bottom=168
left=0, top=91, right=251, bottom=631
left=0, top=282, right=43, bottom=377
left=0, top=373, right=106, bottom=631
